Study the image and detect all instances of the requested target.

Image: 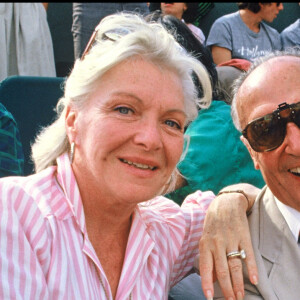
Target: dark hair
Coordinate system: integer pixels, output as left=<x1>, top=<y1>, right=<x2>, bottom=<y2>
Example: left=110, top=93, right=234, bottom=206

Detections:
left=145, top=12, right=219, bottom=100
left=149, top=3, right=203, bottom=23
left=237, top=3, right=261, bottom=13
left=182, top=3, right=199, bottom=23
left=237, top=3, right=277, bottom=13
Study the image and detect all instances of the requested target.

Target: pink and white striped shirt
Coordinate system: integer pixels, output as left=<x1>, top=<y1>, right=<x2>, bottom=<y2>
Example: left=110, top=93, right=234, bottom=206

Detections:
left=0, top=153, right=213, bottom=299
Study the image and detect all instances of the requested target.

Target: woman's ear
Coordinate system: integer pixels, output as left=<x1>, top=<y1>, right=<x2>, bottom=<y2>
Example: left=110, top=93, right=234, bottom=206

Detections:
left=65, top=105, right=78, bottom=144
left=240, top=135, right=260, bottom=170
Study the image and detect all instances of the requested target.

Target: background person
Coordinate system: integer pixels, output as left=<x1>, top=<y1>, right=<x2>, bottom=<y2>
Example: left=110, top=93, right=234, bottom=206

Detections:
left=0, top=102, right=24, bottom=177
left=72, top=3, right=149, bottom=59
left=281, top=18, right=300, bottom=49
left=159, top=3, right=206, bottom=44
left=0, top=3, right=56, bottom=81
left=156, top=16, right=265, bottom=207
left=206, top=3, right=283, bottom=65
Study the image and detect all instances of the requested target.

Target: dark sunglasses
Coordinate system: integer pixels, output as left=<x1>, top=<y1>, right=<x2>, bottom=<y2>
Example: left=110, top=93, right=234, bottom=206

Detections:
left=242, top=101, right=300, bottom=152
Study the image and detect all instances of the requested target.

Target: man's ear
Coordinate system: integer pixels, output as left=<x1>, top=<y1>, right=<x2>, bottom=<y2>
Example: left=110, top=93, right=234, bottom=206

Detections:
left=65, top=105, right=78, bottom=144
left=240, top=135, right=260, bottom=170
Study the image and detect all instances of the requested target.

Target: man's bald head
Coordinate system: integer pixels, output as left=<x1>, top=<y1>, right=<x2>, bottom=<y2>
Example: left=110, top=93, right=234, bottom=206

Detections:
left=231, top=50, right=300, bottom=132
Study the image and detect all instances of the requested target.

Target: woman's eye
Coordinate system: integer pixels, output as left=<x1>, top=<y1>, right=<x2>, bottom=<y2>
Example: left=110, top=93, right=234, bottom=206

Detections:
left=115, top=107, right=133, bottom=115
left=165, top=120, right=181, bottom=130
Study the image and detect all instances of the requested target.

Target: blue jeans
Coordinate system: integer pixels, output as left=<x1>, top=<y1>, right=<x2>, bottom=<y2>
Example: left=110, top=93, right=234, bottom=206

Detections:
left=168, top=273, right=206, bottom=300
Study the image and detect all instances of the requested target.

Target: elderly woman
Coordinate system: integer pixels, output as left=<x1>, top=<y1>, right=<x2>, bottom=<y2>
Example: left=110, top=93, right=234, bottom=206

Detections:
left=0, top=13, right=256, bottom=300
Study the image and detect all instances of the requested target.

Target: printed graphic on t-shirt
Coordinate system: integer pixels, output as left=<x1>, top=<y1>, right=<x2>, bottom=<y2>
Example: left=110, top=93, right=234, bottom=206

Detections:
left=237, top=46, right=271, bottom=61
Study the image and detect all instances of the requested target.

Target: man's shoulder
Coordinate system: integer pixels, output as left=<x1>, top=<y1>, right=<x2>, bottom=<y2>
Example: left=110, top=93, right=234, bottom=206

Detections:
left=281, top=19, right=300, bottom=39
left=281, top=19, right=300, bottom=34
left=248, top=186, right=272, bottom=221
left=252, top=186, right=274, bottom=209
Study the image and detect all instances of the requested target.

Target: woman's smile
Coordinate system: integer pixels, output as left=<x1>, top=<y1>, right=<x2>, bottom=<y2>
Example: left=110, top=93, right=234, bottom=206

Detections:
left=119, top=158, right=157, bottom=171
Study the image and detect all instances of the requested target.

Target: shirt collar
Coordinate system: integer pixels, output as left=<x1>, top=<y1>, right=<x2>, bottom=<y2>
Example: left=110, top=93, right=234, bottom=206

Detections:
left=275, top=197, right=300, bottom=242
left=56, top=152, right=86, bottom=233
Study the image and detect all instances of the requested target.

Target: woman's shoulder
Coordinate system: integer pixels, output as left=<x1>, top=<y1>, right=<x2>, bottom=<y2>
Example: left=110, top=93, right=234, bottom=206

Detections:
left=0, top=166, right=57, bottom=217
left=138, top=196, right=182, bottom=221
left=0, top=168, right=58, bottom=269
left=0, top=166, right=55, bottom=191
left=138, top=192, right=213, bottom=225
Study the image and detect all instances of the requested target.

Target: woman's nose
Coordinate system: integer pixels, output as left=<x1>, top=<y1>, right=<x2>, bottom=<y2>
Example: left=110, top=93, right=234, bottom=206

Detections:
left=133, top=120, right=163, bottom=151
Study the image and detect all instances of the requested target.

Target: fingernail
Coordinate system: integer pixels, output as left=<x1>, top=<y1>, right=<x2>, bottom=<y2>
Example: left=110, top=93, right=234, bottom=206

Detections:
left=237, top=291, right=243, bottom=300
left=252, top=275, right=258, bottom=285
left=228, top=297, right=234, bottom=300
left=206, top=290, right=213, bottom=300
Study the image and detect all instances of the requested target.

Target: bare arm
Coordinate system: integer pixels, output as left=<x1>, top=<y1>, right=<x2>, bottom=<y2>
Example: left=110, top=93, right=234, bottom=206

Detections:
left=198, top=183, right=260, bottom=300
left=211, top=46, right=232, bottom=65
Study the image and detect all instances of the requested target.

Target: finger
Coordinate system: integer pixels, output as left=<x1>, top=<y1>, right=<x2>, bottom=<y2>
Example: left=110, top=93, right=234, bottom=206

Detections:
left=227, top=256, right=244, bottom=300
left=199, top=242, right=215, bottom=299
left=240, top=235, right=259, bottom=286
left=213, top=245, right=236, bottom=299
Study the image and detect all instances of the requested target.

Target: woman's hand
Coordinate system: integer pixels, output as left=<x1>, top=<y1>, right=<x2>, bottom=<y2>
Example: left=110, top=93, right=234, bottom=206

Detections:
left=198, top=183, right=260, bottom=300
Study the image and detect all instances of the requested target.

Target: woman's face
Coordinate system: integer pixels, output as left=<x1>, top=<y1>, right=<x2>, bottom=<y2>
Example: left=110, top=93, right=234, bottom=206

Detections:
left=66, top=57, right=186, bottom=204
left=161, top=3, right=187, bottom=20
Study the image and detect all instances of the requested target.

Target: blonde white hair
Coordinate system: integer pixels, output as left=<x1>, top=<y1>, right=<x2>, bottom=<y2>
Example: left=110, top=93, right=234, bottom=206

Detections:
left=32, top=12, right=212, bottom=173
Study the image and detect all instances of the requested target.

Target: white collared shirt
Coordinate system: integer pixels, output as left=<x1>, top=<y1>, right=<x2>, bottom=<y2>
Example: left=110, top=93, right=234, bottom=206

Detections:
left=275, top=197, right=300, bottom=244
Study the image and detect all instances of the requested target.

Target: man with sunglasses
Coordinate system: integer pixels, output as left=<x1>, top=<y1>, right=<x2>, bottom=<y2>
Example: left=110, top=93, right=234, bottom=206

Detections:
left=210, top=50, right=300, bottom=299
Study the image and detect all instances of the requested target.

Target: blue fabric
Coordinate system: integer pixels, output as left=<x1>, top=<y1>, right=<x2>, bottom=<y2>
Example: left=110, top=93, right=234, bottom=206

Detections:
left=168, top=273, right=206, bottom=300
left=167, top=100, right=265, bottom=205
left=281, top=18, right=300, bottom=48
left=0, top=76, right=65, bottom=175
left=0, top=103, right=24, bottom=177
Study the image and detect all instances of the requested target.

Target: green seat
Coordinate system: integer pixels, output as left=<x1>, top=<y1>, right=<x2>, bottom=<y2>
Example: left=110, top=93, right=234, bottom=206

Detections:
left=0, top=76, right=65, bottom=175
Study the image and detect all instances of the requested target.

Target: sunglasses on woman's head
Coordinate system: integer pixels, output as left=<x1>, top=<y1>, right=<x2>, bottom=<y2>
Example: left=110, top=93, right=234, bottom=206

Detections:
left=80, top=27, right=131, bottom=61
left=242, top=101, right=300, bottom=152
